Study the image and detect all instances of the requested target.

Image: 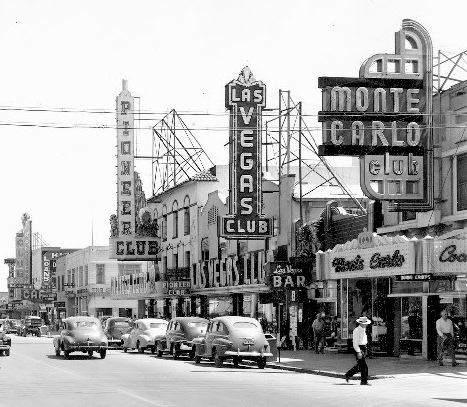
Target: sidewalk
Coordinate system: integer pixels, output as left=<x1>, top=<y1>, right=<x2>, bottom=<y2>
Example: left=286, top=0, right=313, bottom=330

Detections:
left=262, top=349, right=467, bottom=380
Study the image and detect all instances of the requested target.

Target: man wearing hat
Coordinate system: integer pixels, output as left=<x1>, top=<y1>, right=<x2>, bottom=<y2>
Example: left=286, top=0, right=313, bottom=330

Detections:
left=345, top=316, right=372, bottom=385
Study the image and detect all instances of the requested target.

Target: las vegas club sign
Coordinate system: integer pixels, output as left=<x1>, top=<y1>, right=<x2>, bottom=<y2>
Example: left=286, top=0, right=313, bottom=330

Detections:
left=219, top=67, right=273, bottom=239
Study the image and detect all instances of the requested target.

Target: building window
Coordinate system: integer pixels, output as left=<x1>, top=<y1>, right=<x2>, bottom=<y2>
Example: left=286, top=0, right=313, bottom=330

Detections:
left=458, top=153, right=467, bottom=211
left=208, top=206, right=218, bottom=226
left=96, top=264, right=105, bottom=284
left=173, top=211, right=179, bottom=238
left=84, top=265, right=88, bottom=286
left=79, top=266, right=83, bottom=287
left=401, top=211, right=416, bottom=222
left=185, top=251, right=190, bottom=268
left=173, top=253, right=178, bottom=270
left=184, top=208, right=190, bottom=235
left=162, top=215, right=167, bottom=241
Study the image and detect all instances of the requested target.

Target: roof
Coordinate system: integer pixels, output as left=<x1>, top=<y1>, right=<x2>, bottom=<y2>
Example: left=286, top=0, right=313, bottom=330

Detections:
left=65, top=316, right=99, bottom=323
left=170, top=316, right=209, bottom=323
left=148, top=170, right=218, bottom=202
left=211, top=315, right=261, bottom=328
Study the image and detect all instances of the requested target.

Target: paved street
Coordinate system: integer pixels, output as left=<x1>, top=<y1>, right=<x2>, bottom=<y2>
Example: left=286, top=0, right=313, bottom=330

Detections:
left=0, top=335, right=466, bottom=407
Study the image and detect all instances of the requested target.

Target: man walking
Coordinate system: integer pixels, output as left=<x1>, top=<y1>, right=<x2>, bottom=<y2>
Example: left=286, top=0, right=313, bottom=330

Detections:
left=312, top=313, right=326, bottom=354
left=345, top=316, right=372, bottom=385
left=436, top=309, right=459, bottom=367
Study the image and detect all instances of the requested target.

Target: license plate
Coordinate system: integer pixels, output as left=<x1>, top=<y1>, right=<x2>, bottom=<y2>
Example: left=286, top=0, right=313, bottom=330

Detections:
left=243, top=340, right=254, bottom=346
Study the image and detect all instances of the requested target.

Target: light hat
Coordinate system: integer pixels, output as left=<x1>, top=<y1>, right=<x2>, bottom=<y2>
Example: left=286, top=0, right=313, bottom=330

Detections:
left=356, top=316, right=372, bottom=325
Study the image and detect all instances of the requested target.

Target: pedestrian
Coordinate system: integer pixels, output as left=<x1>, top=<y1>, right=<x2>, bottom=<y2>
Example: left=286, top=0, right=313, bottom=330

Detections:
left=436, top=309, right=459, bottom=366
left=345, top=316, right=372, bottom=386
left=312, top=313, right=326, bottom=354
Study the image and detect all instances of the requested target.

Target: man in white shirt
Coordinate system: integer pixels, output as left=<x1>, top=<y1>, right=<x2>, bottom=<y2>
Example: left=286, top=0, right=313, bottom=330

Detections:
left=344, top=316, right=372, bottom=385
left=436, top=309, right=458, bottom=366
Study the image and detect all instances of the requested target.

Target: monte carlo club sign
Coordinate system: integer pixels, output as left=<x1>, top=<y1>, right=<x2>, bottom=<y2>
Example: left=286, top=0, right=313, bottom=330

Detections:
left=317, top=20, right=434, bottom=212
left=220, top=67, right=273, bottom=239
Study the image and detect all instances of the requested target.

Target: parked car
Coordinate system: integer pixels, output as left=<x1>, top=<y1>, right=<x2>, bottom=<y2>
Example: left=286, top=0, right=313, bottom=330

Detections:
left=193, top=316, right=273, bottom=368
left=53, top=316, right=108, bottom=359
left=0, top=331, right=11, bottom=356
left=18, top=316, right=42, bottom=337
left=103, top=317, right=133, bottom=348
left=5, top=319, right=21, bottom=335
left=121, top=318, right=168, bottom=354
left=155, top=317, right=209, bottom=359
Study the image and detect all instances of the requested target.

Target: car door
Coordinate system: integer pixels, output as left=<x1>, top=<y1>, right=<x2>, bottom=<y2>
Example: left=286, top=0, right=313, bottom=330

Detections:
left=205, top=321, right=222, bottom=357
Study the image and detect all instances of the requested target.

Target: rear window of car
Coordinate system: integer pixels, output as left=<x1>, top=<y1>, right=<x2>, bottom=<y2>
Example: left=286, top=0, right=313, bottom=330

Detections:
left=232, top=322, right=259, bottom=330
left=187, top=322, right=208, bottom=328
left=149, top=323, right=167, bottom=329
left=73, top=321, right=98, bottom=329
left=114, top=322, right=130, bottom=328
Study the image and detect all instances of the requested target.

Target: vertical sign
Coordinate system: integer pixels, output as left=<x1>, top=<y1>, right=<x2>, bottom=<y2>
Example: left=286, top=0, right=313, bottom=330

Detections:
left=117, top=79, right=135, bottom=236
left=220, top=67, right=272, bottom=238
left=317, top=20, right=433, bottom=211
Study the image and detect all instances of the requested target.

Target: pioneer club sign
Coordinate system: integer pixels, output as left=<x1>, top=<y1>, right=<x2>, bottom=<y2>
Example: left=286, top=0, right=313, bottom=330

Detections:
left=220, top=67, right=272, bottom=238
left=317, top=20, right=434, bottom=212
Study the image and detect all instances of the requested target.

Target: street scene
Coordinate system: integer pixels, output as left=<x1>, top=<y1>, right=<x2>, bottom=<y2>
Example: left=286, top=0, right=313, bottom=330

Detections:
left=2, top=1, right=467, bottom=406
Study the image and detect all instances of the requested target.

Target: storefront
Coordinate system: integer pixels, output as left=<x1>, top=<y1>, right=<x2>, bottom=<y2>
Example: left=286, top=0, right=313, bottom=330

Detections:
left=318, top=230, right=418, bottom=356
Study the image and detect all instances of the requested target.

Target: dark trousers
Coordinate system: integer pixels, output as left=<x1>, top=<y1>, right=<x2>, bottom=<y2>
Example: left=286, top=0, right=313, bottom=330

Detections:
left=314, top=332, right=325, bottom=353
left=345, top=345, right=369, bottom=384
left=437, top=333, right=457, bottom=364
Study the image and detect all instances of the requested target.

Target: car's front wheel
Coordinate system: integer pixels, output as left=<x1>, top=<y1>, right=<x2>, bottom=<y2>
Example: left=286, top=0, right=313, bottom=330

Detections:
left=55, top=347, right=60, bottom=357
left=257, top=357, right=267, bottom=369
left=156, top=343, right=164, bottom=358
left=63, top=349, right=70, bottom=359
left=233, top=356, right=240, bottom=367
left=213, top=349, right=223, bottom=367
left=88, top=351, right=93, bottom=358
left=150, top=346, right=156, bottom=354
left=195, top=354, right=202, bottom=364
left=100, top=349, right=106, bottom=359
left=123, top=347, right=128, bottom=353
left=5, top=349, right=10, bottom=357
left=137, top=342, right=144, bottom=354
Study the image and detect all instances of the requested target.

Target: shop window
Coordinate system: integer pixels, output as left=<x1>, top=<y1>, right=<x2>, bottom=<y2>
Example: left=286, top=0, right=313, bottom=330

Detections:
left=458, top=153, right=467, bottom=211
left=399, top=297, right=423, bottom=357
left=401, top=211, right=416, bottom=222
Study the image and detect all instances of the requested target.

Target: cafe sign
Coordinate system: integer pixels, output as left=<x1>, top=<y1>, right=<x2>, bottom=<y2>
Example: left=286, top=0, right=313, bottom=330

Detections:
left=329, top=241, right=414, bottom=279
left=434, top=239, right=467, bottom=273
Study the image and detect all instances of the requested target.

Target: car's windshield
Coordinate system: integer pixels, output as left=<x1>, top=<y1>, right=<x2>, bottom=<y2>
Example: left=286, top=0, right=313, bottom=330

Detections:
left=232, top=322, right=259, bottom=330
left=73, top=321, right=98, bottom=329
left=149, top=323, right=167, bottom=329
left=187, top=322, right=208, bottom=328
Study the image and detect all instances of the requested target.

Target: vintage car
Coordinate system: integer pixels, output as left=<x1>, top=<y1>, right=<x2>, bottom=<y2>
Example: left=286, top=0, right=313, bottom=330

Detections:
left=0, top=331, right=11, bottom=356
left=53, top=316, right=108, bottom=359
left=193, top=316, right=273, bottom=368
left=18, top=316, right=42, bottom=337
left=121, top=318, right=168, bottom=353
left=103, top=317, right=133, bottom=348
left=155, top=317, right=209, bottom=359
left=5, top=319, right=21, bottom=335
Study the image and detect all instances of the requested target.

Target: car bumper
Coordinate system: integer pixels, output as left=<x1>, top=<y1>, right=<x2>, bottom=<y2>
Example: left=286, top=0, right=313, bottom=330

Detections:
left=68, top=345, right=108, bottom=351
left=0, top=345, right=11, bottom=351
left=225, top=350, right=273, bottom=358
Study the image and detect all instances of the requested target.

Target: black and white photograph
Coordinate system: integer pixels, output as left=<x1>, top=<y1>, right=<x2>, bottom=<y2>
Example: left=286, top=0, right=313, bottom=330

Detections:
left=1, top=1, right=467, bottom=406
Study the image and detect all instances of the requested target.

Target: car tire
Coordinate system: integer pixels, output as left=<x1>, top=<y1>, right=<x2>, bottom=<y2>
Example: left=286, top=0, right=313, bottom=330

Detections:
left=5, top=350, right=10, bottom=357
left=233, top=356, right=240, bottom=367
left=214, top=350, right=223, bottom=367
left=257, top=357, right=266, bottom=369
left=172, top=346, right=180, bottom=360
left=137, top=342, right=144, bottom=354
left=55, top=348, right=60, bottom=357
left=195, top=355, right=202, bottom=364
left=0, top=351, right=3, bottom=356
left=157, top=343, right=163, bottom=358
left=64, top=350, right=70, bottom=359
left=150, top=346, right=156, bottom=354
left=100, top=349, right=107, bottom=359
left=88, top=351, right=93, bottom=358
left=123, top=347, right=128, bottom=353
left=189, top=347, right=196, bottom=360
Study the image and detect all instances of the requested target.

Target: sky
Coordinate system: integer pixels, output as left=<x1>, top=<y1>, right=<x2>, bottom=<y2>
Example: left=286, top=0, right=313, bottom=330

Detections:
left=2, top=0, right=467, bottom=291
